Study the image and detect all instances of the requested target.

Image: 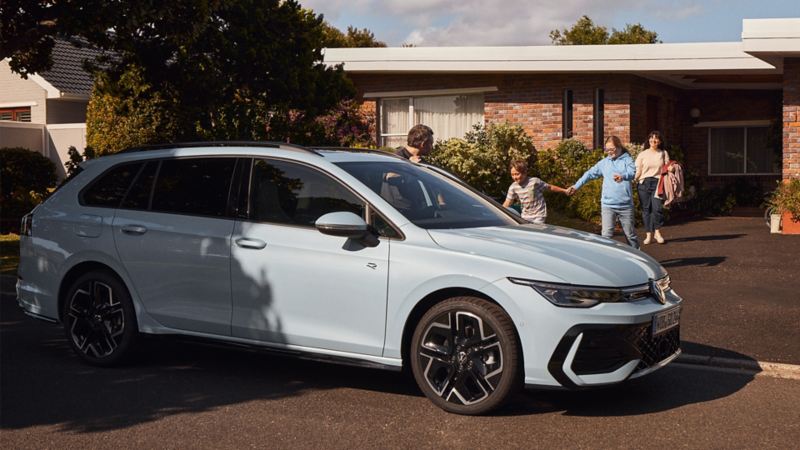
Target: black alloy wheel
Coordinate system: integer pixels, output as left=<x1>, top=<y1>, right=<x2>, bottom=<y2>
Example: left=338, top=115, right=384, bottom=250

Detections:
left=410, top=297, right=521, bottom=415
left=63, top=270, right=138, bottom=366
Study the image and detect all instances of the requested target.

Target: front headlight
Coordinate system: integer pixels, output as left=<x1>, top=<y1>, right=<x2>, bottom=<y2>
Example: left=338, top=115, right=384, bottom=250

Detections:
left=508, top=278, right=653, bottom=308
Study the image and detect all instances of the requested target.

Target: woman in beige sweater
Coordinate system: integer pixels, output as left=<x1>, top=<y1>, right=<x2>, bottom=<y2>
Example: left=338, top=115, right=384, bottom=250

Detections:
left=635, top=131, right=669, bottom=244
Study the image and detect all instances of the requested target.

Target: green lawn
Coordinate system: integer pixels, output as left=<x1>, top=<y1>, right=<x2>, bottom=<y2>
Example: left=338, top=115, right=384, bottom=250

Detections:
left=1, top=234, right=20, bottom=275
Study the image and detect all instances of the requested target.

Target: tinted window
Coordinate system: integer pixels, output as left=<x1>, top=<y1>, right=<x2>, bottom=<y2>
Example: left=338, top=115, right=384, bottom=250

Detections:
left=151, top=158, right=236, bottom=216
left=82, top=162, right=143, bottom=207
left=336, top=161, right=517, bottom=229
left=250, top=159, right=365, bottom=227
left=121, top=161, right=158, bottom=210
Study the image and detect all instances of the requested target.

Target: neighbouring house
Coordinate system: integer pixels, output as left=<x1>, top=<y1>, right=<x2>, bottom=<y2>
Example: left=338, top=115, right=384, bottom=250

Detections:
left=324, top=18, right=800, bottom=195
left=0, top=39, right=100, bottom=178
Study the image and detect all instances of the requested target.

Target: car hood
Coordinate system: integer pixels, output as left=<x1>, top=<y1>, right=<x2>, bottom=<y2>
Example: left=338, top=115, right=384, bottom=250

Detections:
left=428, top=224, right=666, bottom=287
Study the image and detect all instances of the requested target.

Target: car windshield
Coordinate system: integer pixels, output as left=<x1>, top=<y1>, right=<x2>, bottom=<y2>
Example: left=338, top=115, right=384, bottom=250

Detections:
left=335, top=161, right=519, bottom=229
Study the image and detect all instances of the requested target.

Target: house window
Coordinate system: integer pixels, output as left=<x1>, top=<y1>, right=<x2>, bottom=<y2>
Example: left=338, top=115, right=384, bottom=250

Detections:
left=646, top=96, right=660, bottom=132
left=0, top=107, right=31, bottom=122
left=562, top=90, right=573, bottom=139
left=708, top=126, right=780, bottom=175
left=379, top=94, right=484, bottom=148
left=593, top=88, right=604, bottom=149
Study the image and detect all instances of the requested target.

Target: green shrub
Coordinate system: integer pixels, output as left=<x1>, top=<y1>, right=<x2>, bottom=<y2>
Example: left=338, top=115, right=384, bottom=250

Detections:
left=86, top=67, right=180, bottom=155
left=427, top=123, right=536, bottom=199
left=0, top=147, right=57, bottom=233
left=766, top=179, right=800, bottom=221
left=535, top=139, right=605, bottom=223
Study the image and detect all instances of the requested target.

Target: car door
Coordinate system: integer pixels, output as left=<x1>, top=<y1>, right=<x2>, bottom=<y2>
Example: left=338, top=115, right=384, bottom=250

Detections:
left=230, top=158, right=389, bottom=356
left=113, top=157, right=237, bottom=336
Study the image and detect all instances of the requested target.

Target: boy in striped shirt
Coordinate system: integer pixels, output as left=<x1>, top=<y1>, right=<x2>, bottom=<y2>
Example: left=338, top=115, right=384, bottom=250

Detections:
left=502, top=160, right=570, bottom=224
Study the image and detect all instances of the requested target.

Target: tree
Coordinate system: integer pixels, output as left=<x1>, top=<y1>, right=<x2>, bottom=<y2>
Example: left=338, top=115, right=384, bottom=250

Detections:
left=550, top=15, right=660, bottom=45
left=549, top=16, right=609, bottom=45
left=86, top=67, right=179, bottom=154
left=2, top=0, right=357, bottom=145
left=608, top=23, right=660, bottom=44
left=321, top=23, right=386, bottom=48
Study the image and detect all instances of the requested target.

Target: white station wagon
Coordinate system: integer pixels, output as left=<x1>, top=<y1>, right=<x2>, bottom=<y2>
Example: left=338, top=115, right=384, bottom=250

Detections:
left=17, top=142, right=682, bottom=414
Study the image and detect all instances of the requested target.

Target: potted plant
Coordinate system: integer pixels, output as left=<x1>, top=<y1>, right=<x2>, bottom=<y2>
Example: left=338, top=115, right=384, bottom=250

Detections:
left=766, top=179, right=800, bottom=235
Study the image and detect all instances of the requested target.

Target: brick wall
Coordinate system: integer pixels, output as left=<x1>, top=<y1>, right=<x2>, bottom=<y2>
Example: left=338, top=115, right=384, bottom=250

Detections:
left=348, top=73, right=632, bottom=151
left=347, top=72, right=784, bottom=191
left=628, top=78, right=681, bottom=145
left=785, top=58, right=800, bottom=180
left=680, top=89, right=782, bottom=189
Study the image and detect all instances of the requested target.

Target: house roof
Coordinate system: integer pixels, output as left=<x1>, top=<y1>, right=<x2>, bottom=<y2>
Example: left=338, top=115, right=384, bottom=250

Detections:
left=323, top=18, right=800, bottom=91
left=29, top=38, right=103, bottom=100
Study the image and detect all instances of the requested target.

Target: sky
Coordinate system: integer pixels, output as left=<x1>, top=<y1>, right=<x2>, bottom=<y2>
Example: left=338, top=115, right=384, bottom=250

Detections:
left=302, top=0, right=799, bottom=46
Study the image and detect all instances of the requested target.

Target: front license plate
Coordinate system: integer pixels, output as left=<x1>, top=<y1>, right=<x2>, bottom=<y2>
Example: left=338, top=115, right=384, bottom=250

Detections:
left=652, top=306, right=680, bottom=336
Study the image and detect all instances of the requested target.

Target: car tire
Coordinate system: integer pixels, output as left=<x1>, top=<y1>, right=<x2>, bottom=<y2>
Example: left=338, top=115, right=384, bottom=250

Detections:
left=62, top=270, right=138, bottom=366
left=410, top=296, right=522, bottom=415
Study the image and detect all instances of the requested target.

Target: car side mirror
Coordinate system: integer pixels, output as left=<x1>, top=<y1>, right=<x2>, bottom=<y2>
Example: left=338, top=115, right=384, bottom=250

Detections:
left=315, top=212, right=370, bottom=240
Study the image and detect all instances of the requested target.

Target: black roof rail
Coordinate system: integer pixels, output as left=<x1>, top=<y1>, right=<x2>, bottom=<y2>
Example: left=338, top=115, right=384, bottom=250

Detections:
left=118, top=141, right=320, bottom=156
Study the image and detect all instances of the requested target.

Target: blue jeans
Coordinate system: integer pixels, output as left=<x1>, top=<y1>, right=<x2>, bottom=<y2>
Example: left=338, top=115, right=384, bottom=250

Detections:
left=601, top=206, right=639, bottom=249
left=638, top=177, right=664, bottom=232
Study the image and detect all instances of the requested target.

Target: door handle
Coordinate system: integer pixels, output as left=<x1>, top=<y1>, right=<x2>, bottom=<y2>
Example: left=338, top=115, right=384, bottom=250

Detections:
left=121, top=225, right=148, bottom=235
left=235, top=237, right=267, bottom=249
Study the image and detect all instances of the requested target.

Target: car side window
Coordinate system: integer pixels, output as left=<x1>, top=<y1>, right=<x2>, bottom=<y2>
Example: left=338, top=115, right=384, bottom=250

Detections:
left=81, top=162, right=144, bottom=208
left=250, top=159, right=365, bottom=227
left=121, top=161, right=158, bottom=210
left=151, top=158, right=236, bottom=217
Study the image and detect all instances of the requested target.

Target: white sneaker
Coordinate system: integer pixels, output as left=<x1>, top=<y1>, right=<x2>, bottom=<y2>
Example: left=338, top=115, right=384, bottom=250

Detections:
left=654, top=230, right=665, bottom=244
left=643, top=233, right=652, bottom=245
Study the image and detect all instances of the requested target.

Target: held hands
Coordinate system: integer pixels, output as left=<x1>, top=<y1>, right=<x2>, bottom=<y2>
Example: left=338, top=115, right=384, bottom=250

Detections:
left=566, top=186, right=576, bottom=196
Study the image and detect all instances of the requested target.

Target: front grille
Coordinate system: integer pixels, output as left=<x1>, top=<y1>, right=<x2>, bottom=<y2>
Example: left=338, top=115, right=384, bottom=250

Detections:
left=571, top=324, right=680, bottom=375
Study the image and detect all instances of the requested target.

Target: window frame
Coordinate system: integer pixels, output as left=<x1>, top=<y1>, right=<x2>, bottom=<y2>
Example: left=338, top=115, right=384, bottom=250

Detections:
left=562, top=89, right=573, bottom=140
left=79, top=156, right=242, bottom=220
left=0, top=106, right=32, bottom=122
left=240, top=157, right=404, bottom=240
left=707, top=125, right=780, bottom=176
left=377, top=91, right=486, bottom=148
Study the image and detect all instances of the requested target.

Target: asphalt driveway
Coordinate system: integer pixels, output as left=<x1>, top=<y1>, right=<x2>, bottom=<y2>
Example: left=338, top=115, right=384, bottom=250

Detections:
left=624, top=216, right=800, bottom=365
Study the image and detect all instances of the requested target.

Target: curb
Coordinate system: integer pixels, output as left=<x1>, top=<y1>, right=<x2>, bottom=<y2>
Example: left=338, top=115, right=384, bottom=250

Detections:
left=677, top=353, right=800, bottom=380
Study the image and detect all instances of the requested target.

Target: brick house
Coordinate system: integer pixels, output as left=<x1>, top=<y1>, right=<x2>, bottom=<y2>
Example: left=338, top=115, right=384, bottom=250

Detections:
left=324, top=18, right=800, bottom=192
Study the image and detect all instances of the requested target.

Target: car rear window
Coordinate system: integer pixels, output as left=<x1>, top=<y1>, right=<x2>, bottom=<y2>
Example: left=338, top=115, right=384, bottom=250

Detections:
left=81, top=162, right=144, bottom=208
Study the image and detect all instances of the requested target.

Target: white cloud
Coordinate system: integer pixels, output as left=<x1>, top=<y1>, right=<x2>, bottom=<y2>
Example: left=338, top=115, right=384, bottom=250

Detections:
left=301, top=0, right=707, bottom=46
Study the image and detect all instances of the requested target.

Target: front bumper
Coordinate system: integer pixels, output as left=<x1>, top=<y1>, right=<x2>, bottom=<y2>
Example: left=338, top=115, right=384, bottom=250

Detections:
left=547, top=322, right=681, bottom=388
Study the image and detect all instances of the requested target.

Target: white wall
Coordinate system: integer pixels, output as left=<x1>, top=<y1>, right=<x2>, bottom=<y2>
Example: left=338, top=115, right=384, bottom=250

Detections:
left=0, top=60, right=47, bottom=124
left=46, top=124, right=87, bottom=179
left=0, top=121, right=86, bottom=179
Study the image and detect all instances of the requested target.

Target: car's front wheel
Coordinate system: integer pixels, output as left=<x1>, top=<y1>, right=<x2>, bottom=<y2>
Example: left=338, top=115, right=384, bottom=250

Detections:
left=410, top=296, right=522, bottom=415
left=62, top=270, right=138, bottom=366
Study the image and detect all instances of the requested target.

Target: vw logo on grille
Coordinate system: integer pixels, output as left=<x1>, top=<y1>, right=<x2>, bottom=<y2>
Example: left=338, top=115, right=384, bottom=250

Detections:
left=651, top=280, right=667, bottom=304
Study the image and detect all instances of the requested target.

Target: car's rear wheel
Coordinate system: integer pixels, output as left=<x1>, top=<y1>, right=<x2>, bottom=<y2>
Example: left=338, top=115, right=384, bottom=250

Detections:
left=62, top=270, right=138, bottom=366
left=410, top=296, right=522, bottom=415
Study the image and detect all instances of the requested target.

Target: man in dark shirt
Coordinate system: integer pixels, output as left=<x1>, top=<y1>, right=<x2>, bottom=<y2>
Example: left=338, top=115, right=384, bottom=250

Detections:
left=395, top=124, right=434, bottom=163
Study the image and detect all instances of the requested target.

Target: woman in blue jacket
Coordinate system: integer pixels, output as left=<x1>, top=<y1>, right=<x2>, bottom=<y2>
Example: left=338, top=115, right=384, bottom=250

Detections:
left=567, top=136, right=639, bottom=249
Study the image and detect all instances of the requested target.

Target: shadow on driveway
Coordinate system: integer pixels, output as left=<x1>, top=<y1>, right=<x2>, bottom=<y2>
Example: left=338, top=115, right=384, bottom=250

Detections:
left=660, top=256, right=726, bottom=267
left=2, top=285, right=757, bottom=429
